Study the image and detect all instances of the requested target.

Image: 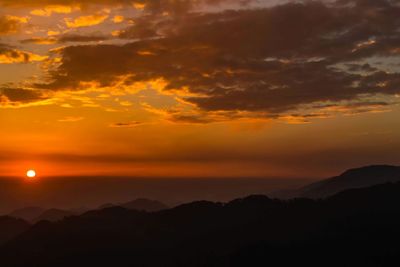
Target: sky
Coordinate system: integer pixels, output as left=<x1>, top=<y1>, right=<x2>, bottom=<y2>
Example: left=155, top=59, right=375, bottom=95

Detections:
left=1, top=0, right=400, bottom=179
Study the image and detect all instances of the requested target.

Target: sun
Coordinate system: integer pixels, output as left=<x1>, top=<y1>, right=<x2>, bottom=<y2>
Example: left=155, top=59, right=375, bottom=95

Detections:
left=26, top=170, right=36, bottom=178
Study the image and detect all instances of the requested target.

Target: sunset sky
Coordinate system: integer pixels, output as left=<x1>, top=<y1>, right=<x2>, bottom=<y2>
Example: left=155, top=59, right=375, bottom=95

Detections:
left=1, top=0, right=400, bottom=178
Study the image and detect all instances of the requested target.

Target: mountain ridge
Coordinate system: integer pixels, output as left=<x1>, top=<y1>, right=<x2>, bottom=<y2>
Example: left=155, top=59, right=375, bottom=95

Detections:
left=3, top=180, right=400, bottom=266
left=277, top=165, right=400, bottom=199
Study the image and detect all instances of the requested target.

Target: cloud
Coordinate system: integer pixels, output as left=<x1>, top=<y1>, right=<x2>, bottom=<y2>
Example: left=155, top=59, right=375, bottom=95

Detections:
left=0, top=0, right=246, bottom=15
left=20, top=1, right=398, bottom=120
left=0, top=87, right=47, bottom=105
left=58, top=33, right=110, bottom=43
left=314, top=101, right=393, bottom=115
left=110, top=121, right=143, bottom=127
left=21, top=33, right=110, bottom=45
left=30, top=5, right=74, bottom=16
left=0, top=44, right=48, bottom=64
left=65, top=11, right=109, bottom=28
left=58, top=116, right=84, bottom=122
left=0, top=15, right=28, bottom=35
left=112, top=15, right=125, bottom=23
left=0, top=0, right=123, bottom=7
left=20, top=37, right=58, bottom=45
left=116, top=16, right=160, bottom=39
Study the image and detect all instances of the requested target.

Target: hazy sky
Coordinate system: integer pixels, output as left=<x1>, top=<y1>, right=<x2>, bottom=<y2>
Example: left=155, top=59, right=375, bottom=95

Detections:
left=1, top=0, right=400, bottom=178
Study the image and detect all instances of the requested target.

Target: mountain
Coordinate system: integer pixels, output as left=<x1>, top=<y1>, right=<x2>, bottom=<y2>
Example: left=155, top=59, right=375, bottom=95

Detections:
left=276, top=165, right=400, bottom=199
left=33, top=209, right=75, bottom=223
left=98, top=198, right=168, bottom=212
left=98, top=203, right=115, bottom=209
left=69, top=206, right=89, bottom=214
left=121, top=198, right=168, bottom=212
left=8, top=207, right=45, bottom=221
left=0, top=217, right=30, bottom=245
left=300, top=165, right=400, bottom=198
left=3, top=182, right=400, bottom=266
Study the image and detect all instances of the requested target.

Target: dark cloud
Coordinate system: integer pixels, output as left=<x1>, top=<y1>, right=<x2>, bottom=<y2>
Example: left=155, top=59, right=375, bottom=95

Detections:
left=21, top=34, right=110, bottom=45
left=0, top=43, right=46, bottom=63
left=169, top=114, right=214, bottom=124
left=35, top=0, right=400, bottom=115
left=110, top=121, right=143, bottom=127
left=20, top=37, right=57, bottom=45
left=0, top=0, right=246, bottom=16
left=0, top=87, right=46, bottom=104
left=134, top=0, right=248, bottom=16
left=117, top=16, right=161, bottom=39
left=58, top=33, right=110, bottom=43
left=0, top=0, right=133, bottom=7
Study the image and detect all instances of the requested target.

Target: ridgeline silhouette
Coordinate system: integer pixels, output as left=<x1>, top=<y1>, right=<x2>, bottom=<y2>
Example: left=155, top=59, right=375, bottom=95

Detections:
left=8, top=207, right=45, bottom=222
left=98, top=198, right=169, bottom=212
left=1, top=166, right=400, bottom=266
left=277, top=165, right=400, bottom=199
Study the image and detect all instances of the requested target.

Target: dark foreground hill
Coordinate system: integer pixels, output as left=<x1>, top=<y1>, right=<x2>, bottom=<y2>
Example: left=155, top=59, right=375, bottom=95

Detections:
left=0, top=217, right=30, bottom=245
left=2, top=182, right=400, bottom=266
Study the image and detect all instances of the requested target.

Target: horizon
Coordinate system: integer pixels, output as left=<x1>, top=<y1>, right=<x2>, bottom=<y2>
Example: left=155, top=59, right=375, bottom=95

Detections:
left=0, top=163, right=398, bottom=214
left=0, top=175, right=317, bottom=214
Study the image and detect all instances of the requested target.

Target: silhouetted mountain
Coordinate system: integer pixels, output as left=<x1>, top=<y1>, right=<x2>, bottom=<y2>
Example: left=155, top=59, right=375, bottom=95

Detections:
left=0, top=217, right=30, bottom=245
left=69, top=206, right=89, bottom=214
left=97, top=198, right=168, bottom=212
left=302, top=165, right=400, bottom=198
left=98, top=203, right=115, bottom=209
left=33, top=209, right=75, bottom=223
left=277, top=165, right=400, bottom=199
left=3, top=181, right=400, bottom=266
left=8, top=207, right=45, bottom=221
left=121, top=198, right=168, bottom=212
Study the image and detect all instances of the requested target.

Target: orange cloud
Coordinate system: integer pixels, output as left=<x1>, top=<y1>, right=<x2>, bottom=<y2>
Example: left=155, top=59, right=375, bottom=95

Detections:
left=20, top=37, right=58, bottom=45
left=58, top=116, right=84, bottom=122
left=65, top=12, right=109, bottom=28
left=133, top=2, right=145, bottom=10
left=48, top=30, right=61, bottom=36
left=112, top=15, right=124, bottom=23
left=21, top=33, right=110, bottom=45
left=137, top=50, right=156, bottom=56
left=30, top=5, right=74, bottom=16
left=0, top=46, right=47, bottom=64
left=0, top=15, right=28, bottom=35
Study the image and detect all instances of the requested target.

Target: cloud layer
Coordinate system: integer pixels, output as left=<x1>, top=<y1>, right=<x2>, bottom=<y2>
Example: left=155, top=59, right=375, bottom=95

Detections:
left=27, top=0, right=399, bottom=118
left=0, top=0, right=399, bottom=121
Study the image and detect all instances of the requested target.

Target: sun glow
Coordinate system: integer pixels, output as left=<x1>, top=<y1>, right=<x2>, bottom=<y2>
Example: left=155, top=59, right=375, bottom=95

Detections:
left=26, top=170, right=36, bottom=178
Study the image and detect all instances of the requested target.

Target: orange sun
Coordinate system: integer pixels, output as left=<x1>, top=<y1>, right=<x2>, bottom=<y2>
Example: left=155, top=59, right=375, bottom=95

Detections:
left=26, top=170, right=36, bottom=178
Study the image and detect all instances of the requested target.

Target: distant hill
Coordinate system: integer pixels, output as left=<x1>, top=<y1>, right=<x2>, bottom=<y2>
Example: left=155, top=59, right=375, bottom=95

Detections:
left=300, top=165, right=400, bottom=198
left=276, top=165, right=400, bottom=199
left=121, top=198, right=168, bottom=212
left=3, top=181, right=400, bottom=266
left=33, top=209, right=75, bottom=223
left=98, top=203, right=115, bottom=209
left=98, top=198, right=168, bottom=212
left=8, top=207, right=45, bottom=221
